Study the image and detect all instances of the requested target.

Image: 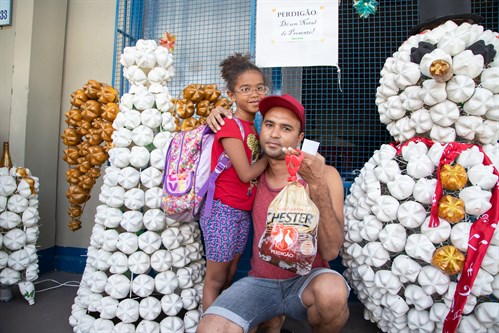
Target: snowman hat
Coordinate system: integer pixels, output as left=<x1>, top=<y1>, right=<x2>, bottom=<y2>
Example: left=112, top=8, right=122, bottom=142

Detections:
left=410, top=0, right=482, bottom=35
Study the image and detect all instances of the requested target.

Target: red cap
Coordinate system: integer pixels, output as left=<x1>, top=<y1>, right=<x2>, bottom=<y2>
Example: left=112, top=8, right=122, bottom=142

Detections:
left=259, top=94, right=305, bottom=132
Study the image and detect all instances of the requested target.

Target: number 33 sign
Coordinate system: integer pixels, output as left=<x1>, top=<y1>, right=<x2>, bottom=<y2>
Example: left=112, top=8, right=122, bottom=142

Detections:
left=0, top=0, right=12, bottom=27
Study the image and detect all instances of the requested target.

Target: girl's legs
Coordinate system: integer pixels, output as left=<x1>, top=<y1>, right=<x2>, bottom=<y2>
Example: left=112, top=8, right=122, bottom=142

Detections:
left=203, top=259, right=233, bottom=310
left=205, top=252, right=243, bottom=310
left=224, top=253, right=242, bottom=290
left=199, top=200, right=251, bottom=310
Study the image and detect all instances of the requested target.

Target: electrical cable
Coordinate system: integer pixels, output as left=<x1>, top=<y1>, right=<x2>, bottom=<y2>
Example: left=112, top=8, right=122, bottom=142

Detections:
left=34, top=279, right=80, bottom=293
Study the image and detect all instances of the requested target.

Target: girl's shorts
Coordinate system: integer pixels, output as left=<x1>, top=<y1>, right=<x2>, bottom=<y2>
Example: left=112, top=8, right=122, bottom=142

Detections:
left=200, top=199, right=251, bottom=262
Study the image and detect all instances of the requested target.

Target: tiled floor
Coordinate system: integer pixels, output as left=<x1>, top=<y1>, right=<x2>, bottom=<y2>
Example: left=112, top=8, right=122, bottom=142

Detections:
left=0, top=271, right=379, bottom=333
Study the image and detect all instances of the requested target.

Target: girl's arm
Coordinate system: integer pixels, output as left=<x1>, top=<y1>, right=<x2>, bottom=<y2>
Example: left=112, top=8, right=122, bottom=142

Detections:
left=220, top=138, right=268, bottom=183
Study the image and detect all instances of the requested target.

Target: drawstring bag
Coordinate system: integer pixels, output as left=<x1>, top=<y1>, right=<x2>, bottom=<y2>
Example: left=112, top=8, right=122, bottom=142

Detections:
left=258, top=151, right=320, bottom=275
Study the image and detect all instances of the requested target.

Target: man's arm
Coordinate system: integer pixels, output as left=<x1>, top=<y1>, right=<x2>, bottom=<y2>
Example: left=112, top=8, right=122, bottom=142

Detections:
left=296, top=151, right=345, bottom=261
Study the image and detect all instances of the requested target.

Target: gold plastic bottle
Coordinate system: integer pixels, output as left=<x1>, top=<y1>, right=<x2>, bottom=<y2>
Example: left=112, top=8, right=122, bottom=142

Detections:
left=0, top=142, right=13, bottom=169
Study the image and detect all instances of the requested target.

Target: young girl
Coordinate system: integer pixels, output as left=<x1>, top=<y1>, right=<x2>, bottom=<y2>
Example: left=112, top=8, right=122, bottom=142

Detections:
left=200, top=53, right=269, bottom=310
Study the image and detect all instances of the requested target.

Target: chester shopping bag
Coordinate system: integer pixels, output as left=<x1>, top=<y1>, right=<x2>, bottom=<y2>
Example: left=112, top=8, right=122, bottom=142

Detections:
left=258, top=151, right=320, bottom=275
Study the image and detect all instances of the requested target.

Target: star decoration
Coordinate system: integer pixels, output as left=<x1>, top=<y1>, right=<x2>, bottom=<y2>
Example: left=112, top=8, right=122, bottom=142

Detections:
left=353, top=0, right=379, bottom=18
left=159, top=32, right=177, bottom=52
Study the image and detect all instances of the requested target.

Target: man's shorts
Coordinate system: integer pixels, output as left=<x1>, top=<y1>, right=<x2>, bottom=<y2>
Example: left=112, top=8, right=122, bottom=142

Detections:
left=203, top=268, right=351, bottom=333
left=200, top=199, right=251, bottom=262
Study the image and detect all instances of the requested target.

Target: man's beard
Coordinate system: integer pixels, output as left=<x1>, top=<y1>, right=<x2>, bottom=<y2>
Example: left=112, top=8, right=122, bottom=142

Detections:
left=261, top=146, right=286, bottom=160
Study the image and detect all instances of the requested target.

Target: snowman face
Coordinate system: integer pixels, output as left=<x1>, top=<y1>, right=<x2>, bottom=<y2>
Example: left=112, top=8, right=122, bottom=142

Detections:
left=376, top=20, right=499, bottom=144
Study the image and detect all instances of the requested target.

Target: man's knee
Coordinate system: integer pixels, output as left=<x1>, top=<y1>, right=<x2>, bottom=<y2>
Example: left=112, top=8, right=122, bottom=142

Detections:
left=315, top=288, right=349, bottom=321
left=197, top=314, right=243, bottom=333
left=318, top=278, right=349, bottom=306
left=302, top=274, right=350, bottom=333
left=304, top=273, right=349, bottom=307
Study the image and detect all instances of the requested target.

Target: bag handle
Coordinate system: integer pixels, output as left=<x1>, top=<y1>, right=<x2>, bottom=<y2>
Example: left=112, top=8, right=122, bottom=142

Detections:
left=220, top=117, right=245, bottom=169
left=200, top=117, right=246, bottom=216
left=285, top=149, right=304, bottom=182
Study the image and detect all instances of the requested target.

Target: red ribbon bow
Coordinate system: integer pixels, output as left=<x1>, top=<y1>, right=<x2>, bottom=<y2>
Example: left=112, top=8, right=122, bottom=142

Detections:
left=285, top=149, right=304, bottom=182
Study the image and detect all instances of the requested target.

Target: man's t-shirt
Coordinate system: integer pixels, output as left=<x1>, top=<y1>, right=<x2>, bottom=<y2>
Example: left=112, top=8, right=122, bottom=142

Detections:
left=212, top=117, right=260, bottom=211
left=249, top=172, right=329, bottom=279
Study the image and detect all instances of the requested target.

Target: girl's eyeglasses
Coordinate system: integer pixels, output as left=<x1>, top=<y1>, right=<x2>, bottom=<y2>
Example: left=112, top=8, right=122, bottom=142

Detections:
left=233, top=86, right=270, bottom=95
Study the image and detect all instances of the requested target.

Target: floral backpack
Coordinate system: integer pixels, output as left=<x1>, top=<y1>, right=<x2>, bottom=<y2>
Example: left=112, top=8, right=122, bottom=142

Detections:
left=161, top=118, right=244, bottom=222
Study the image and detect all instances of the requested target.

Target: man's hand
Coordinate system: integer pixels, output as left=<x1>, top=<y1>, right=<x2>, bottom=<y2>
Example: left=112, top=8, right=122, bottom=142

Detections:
left=206, top=106, right=233, bottom=132
left=282, top=147, right=326, bottom=187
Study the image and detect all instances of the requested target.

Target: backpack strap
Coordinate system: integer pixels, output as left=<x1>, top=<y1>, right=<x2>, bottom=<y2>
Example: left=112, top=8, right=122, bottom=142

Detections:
left=199, top=117, right=245, bottom=217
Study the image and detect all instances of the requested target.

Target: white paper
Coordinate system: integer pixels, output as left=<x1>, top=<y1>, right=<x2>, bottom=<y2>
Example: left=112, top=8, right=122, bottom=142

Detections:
left=301, top=139, right=320, bottom=155
left=256, top=0, right=339, bottom=68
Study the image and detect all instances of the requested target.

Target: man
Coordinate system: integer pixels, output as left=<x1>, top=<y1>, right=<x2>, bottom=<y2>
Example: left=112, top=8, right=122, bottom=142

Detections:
left=197, top=94, right=350, bottom=333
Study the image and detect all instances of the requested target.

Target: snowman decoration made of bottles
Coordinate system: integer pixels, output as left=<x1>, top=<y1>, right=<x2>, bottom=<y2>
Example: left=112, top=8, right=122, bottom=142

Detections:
left=69, top=33, right=206, bottom=333
left=0, top=163, right=40, bottom=305
left=342, top=3, right=499, bottom=333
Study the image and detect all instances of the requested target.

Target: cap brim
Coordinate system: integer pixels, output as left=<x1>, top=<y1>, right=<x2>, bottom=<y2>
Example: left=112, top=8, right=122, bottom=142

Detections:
left=410, top=14, right=483, bottom=35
